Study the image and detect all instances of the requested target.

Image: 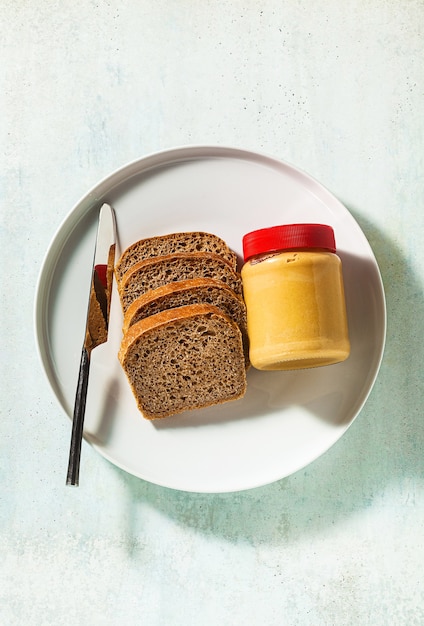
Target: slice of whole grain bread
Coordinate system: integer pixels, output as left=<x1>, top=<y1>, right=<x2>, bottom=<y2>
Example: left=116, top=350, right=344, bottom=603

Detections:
left=118, top=303, right=247, bottom=419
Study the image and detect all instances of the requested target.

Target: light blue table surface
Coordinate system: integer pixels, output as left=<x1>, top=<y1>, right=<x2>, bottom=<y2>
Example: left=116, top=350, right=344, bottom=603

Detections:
left=1, top=2, right=423, bottom=624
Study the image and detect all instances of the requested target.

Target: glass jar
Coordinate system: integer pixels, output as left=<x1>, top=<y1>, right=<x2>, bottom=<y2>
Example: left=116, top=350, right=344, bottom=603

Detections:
left=241, top=223, right=350, bottom=370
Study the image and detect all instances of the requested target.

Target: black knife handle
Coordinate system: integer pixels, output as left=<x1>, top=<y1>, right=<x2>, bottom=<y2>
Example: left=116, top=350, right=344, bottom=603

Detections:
left=66, top=347, right=90, bottom=486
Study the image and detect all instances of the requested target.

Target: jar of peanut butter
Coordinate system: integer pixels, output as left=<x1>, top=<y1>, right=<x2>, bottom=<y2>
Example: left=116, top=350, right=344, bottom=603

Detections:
left=241, top=224, right=350, bottom=370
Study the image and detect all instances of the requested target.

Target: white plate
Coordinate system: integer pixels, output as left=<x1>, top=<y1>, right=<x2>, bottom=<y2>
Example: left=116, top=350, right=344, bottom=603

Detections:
left=35, top=146, right=386, bottom=493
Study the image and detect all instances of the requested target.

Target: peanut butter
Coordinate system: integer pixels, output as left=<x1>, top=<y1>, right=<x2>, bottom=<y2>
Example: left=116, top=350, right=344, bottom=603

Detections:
left=241, top=224, right=350, bottom=370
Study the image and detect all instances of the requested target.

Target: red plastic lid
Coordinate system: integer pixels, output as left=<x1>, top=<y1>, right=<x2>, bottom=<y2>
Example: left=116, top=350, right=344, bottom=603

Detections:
left=243, top=224, right=336, bottom=261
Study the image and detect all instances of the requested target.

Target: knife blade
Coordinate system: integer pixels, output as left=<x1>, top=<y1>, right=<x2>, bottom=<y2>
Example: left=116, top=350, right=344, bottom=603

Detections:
left=66, top=203, right=116, bottom=486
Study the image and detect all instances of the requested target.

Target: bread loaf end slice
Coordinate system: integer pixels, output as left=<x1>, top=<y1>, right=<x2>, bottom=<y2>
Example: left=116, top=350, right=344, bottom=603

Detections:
left=118, top=304, right=247, bottom=419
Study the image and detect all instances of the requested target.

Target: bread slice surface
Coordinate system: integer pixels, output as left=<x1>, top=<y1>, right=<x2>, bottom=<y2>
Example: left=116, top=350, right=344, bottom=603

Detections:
left=118, top=252, right=242, bottom=312
left=118, top=303, right=247, bottom=419
left=115, top=231, right=238, bottom=283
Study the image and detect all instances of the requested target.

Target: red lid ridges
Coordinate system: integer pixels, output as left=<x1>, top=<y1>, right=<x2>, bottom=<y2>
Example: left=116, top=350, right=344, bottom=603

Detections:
left=242, top=224, right=336, bottom=261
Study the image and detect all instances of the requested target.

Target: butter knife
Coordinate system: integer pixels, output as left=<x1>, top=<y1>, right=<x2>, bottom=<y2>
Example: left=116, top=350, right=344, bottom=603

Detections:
left=66, top=203, right=116, bottom=486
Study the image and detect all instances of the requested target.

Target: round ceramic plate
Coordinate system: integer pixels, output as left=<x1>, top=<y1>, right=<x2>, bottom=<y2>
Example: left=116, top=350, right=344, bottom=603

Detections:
left=35, top=146, right=386, bottom=493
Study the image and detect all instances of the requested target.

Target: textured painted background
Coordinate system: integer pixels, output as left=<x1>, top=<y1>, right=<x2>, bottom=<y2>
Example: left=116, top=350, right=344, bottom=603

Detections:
left=1, top=1, right=423, bottom=624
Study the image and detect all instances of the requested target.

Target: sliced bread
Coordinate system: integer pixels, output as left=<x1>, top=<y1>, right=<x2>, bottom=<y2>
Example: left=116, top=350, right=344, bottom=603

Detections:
left=118, top=252, right=243, bottom=313
left=122, top=277, right=250, bottom=367
left=115, top=231, right=238, bottom=284
left=118, top=303, right=247, bottom=419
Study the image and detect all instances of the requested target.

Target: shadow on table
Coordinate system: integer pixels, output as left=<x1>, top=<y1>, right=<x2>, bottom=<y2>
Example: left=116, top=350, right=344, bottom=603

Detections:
left=116, top=206, right=424, bottom=551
